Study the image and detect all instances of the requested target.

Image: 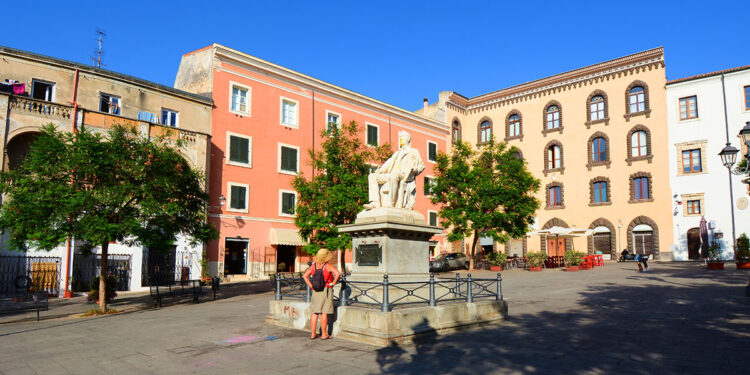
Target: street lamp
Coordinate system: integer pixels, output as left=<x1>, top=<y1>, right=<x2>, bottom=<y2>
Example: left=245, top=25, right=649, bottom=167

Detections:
left=717, top=121, right=750, bottom=261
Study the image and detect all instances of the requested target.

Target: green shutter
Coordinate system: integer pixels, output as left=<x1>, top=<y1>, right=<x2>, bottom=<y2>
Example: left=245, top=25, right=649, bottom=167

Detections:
left=281, top=147, right=297, bottom=172
left=229, top=136, right=249, bottom=164
left=424, top=177, right=431, bottom=195
left=368, top=125, right=378, bottom=146
left=231, top=185, right=246, bottom=209
left=282, top=193, right=295, bottom=215
left=429, top=143, right=437, bottom=161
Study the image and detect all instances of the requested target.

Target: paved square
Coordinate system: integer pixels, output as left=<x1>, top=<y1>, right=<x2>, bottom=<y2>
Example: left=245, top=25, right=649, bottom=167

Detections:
left=0, top=263, right=748, bottom=374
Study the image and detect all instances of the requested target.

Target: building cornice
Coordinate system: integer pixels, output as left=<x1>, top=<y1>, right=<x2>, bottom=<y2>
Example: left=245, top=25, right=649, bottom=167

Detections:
left=212, top=44, right=448, bottom=133
left=448, top=48, right=665, bottom=114
left=666, top=64, right=750, bottom=86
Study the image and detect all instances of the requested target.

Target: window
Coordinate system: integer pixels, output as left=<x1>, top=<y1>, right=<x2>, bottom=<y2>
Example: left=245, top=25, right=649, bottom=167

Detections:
left=548, top=186, right=562, bottom=207
left=280, top=97, right=298, bottom=127
left=424, top=176, right=435, bottom=195
left=593, top=181, right=608, bottom=203
left=592, top=137, right=607, bottom=162
left=230, top=83, right=250, bottom=114
left=161, top=109, right=178, bottom=127
left=228, top=183, right=249, bottom=212
left=427, top=141, right=438, bottom=162
left=31, top=79, right=54, bottom=101
left=326, top=111, right=341, bottom=131
left=451, top=119, right=461, bottom=143
left=547, top=145, right=561, bottom=169
left=280, top=191, right=296, bottom=216
left=682, top=149, right=702, bottom=173
left=367, top=124, right=379, bottom=146
left=479, top=120, right=492, bottom=143
left=745, top=86, right=750, bottom=110
left=227, top=133, right=252, bottom=166
left=633, top=177, right=650, bottom=200
left=590, top=95, right=605, bottom=121
left=99, top=93, right=121, bottom=115
left=508, top=114, right=521, bottom=138
left=429, top=211, right=438, bottom=227
left=686, top=200, right=701, bottom=215
left=631, top=130, right=648, bottom=157
left=679, top=96, right=698, bottom=120
left=629, top=86, right=645, bottom=113
left=632, top=225, right=654, bottom=255
left=546, top=105, right=560, bottom=130
left=279, top=144, right=299, bottom=174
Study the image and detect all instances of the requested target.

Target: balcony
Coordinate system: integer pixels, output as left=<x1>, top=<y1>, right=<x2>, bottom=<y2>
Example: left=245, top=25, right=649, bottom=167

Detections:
left=9, top=96, right=72, bottom=120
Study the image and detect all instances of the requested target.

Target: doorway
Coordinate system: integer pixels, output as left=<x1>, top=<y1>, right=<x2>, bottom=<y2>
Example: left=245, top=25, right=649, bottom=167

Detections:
left=687, top=227, right=701, bottom=260
left=143, top=245, right=176, bottom=285
left=547, top=237, right=566, bottom=257
left=224, top=239, right=248, bottom=275
left=276, top=245, right=296, bottom=272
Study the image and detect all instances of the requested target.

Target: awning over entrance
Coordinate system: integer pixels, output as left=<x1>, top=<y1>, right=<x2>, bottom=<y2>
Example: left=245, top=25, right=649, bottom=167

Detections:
left=269, top=228, right=307, bottom=246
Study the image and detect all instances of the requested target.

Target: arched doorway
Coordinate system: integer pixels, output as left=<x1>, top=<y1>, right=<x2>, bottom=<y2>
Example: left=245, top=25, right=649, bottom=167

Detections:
left=5, top=132, right=41, bottom=171
left=632, top=224, right=654, bottom=256
left=592, top=226, right=612, bottom=255
left=687, top=227, right=701, bottom=260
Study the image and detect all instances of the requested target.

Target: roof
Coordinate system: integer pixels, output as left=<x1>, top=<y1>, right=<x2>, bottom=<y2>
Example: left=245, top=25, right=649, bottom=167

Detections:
left=0, top=45, right=213, bottom=105
left=666, top=64, right=750, bottom=85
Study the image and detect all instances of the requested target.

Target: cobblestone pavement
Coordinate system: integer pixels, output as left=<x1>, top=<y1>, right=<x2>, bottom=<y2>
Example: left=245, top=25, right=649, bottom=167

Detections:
left=0, top=262, right=748, bottom=374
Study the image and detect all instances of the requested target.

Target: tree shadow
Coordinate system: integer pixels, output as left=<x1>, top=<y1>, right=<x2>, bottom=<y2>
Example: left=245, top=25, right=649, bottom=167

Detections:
left=375, top=268, right=750, bottom=374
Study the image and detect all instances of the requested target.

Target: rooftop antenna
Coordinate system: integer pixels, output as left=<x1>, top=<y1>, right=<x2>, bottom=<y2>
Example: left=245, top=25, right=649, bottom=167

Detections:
left=91, top=28, right=106, bottom=68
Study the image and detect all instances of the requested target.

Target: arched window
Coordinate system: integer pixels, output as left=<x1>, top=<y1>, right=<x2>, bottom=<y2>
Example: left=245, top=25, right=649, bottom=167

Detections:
left=508, top=114, right=521, bottom=138
left=592, top=226, right=611, bottom=254
left=629, top=86, right=646, bottom=113
left=590, top=95, right=605, bottom=121
left=479, top=120, right=492, bottom=144
left=592, top=137, right=607, bottom=162
left=632, top=224, right=654, bottom=255
left=545, top=105, right=560, bottom=130
left=451, top=119, right=461, bottom=144
left=631, top=131, right=647, bottom=157
left=547, top=145, right=561, bottom=169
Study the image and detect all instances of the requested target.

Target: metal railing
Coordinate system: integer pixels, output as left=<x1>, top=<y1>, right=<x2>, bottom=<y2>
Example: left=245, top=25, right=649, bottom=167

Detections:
left=0, top=256, right=62, bottom=296
left=273, top=272, right=503, bottom=312
left=72, top=253, right=131, bottom=291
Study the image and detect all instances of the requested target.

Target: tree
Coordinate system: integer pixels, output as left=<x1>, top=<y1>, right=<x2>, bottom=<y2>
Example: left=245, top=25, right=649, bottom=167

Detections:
left=430, top=138, right=540, bottom=270
left=0, top=124, right=217, bottom=312
left=293, top=121, right=390, bottom=270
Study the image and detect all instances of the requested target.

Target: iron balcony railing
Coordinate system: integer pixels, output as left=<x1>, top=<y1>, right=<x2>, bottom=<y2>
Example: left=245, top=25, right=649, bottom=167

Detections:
left=273, top=272, right=503, bottom=312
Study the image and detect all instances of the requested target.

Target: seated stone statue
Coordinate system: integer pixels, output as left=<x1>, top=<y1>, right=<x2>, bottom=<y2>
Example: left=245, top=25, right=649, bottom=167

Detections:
left=364, top=131, right=425, bottom=210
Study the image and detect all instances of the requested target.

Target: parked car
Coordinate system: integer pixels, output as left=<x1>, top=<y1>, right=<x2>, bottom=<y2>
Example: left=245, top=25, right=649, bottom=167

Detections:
left=429, top=253, right=470, bottom=272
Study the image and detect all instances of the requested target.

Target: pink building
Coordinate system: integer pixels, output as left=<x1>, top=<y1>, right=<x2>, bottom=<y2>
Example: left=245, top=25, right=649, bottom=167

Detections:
left=175, top=44, right=448, bottom=278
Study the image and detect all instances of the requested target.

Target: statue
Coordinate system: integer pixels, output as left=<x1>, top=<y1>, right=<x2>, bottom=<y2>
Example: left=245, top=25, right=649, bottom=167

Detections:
left=364, top=131, right=425, bottom=210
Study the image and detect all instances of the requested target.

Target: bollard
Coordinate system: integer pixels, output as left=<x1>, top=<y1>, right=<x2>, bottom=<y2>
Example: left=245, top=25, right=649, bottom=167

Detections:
left=466, top=273, right=473, bottom=303
left=455, top=273, right=461, bottom=298
left=382, top=274, right=390, bottom=312
left=496, top=272, right=503, bottom=301
left=275, top=274, right=281, bottom=301
left=339, top=277, right=348, bottom=306
left=429, top=273, right=436, bottom=307
left=305, top=282, right=311, bottom=303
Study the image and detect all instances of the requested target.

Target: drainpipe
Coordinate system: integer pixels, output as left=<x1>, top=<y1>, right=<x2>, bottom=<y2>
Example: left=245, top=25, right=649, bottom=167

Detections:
left=311, top=90, right=315, bottom=177
left=720, top=74, right=738, bottom=259
left=62, top=69, right=80, bottom=298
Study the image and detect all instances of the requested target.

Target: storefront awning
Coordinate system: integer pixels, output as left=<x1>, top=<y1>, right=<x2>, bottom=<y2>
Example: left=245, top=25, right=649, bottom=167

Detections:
left=269, top=228, right=307, bottom=246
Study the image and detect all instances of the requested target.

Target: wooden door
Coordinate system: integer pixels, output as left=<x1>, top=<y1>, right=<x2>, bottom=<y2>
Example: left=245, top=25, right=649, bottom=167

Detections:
left=687, top=228, right=700, bottom=260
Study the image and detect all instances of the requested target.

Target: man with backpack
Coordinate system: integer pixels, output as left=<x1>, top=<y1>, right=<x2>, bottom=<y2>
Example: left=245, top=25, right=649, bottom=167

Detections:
left=302, top=248, right=341, bottom=340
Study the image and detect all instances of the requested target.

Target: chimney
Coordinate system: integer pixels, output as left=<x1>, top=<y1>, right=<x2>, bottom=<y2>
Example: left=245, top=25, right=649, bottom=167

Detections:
left=423, top=98, right=428, bottom=112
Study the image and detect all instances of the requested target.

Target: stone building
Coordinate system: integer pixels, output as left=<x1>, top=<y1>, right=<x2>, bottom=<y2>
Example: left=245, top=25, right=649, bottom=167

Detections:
left=0, top=46, right=213, bottom=293
left=424, top=48, right=674, bottom=260
left=666, top=65, right=750, bottom=261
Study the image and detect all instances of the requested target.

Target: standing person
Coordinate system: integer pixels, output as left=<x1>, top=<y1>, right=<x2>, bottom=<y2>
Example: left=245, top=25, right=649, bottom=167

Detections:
left=302, top=249, right=341, bottom=340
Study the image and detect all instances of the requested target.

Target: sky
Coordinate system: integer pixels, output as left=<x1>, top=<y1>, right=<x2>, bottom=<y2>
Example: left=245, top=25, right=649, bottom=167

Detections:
left=2, top=0, right=747, bottom=111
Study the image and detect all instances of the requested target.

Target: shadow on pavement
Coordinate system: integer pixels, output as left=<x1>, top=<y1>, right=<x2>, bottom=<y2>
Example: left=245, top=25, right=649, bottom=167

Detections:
left=375, top=268, right=750, bottom=374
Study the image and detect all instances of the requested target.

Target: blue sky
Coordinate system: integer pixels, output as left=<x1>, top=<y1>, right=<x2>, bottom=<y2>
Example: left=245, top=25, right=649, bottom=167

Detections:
left=2, top=0, right=747, bottom=110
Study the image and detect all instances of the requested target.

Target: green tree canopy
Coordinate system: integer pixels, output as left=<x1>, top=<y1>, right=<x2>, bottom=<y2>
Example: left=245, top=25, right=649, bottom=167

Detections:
left=293, top=121, right=390, bottom=268
left=430, top=138, right=540, bottom=269
left=0, top=124, right=217, bottom=311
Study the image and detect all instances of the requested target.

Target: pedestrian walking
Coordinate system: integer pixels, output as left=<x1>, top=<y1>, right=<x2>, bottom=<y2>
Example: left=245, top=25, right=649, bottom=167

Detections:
left=634, top=253, right=650, bottom=272
left=302, top=248, right=341, bottom=340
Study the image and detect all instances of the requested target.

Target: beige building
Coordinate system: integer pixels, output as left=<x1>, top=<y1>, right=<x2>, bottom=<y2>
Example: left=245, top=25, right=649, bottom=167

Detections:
left=423, top=48, right=673, bottom=260
left=0, top=45, right=213, bottom=293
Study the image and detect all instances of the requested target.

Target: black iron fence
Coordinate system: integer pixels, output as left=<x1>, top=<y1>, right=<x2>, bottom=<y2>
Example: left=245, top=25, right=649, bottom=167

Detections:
left=273, top=272, right=503, bottom=312
left=0, top=256, right=62, bottom=296
left=72, top=253, right=132, bottom=292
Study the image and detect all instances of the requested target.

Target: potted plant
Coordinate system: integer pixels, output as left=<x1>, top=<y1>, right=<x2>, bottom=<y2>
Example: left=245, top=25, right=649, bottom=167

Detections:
left=706, top=241, right=724, bottom=270
left=564, top=250, right=585, bottom=271
left=487, top=252, right=507, bottom=271
left=87, top=275, right=118, bottom=304
left=526, top=252, right=547, bottom=271
left=736, top=233, right=750, bottom=269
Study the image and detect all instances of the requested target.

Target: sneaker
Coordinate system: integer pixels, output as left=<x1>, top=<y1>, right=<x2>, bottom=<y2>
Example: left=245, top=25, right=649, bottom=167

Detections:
left=643, top=268, right=649, bottom=272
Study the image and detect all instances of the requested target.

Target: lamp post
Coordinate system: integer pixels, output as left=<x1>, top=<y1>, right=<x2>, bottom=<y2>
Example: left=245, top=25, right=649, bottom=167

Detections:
left=717, top=121, right=750, bottom=259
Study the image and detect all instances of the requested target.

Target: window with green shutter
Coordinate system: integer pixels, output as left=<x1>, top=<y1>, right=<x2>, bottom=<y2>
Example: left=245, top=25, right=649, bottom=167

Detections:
left=230, top=185, right=247, bottom=210
left=229, top=136, right=250, bottom=164
left=367, top=125, right=379, bottom=146
left=429, top=212, right=438, bottom=227
left=428, top=142, right=437, bottom=162
left=424, top=177, right=433, bottom=195
left=281, top=192, right=296, bottom=215
left=280, top=146, right=298, bottom=173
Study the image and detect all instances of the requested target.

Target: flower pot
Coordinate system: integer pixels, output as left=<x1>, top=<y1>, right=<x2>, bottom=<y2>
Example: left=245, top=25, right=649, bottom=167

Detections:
left=489, top=265, right=503, bottom=271
left=736, top=262, right=750, bottom=270
left=529, top=266, right=543, bottom=272
left=565, top=266, right=580, bottom=272
left=707, top=262, right=724, bottom=270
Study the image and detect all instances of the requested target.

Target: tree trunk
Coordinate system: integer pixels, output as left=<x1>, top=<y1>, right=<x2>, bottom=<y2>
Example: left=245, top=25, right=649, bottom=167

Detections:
left=469, top=230, right=479, bottom=271
left=99, top=242, right=109, bottom=312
